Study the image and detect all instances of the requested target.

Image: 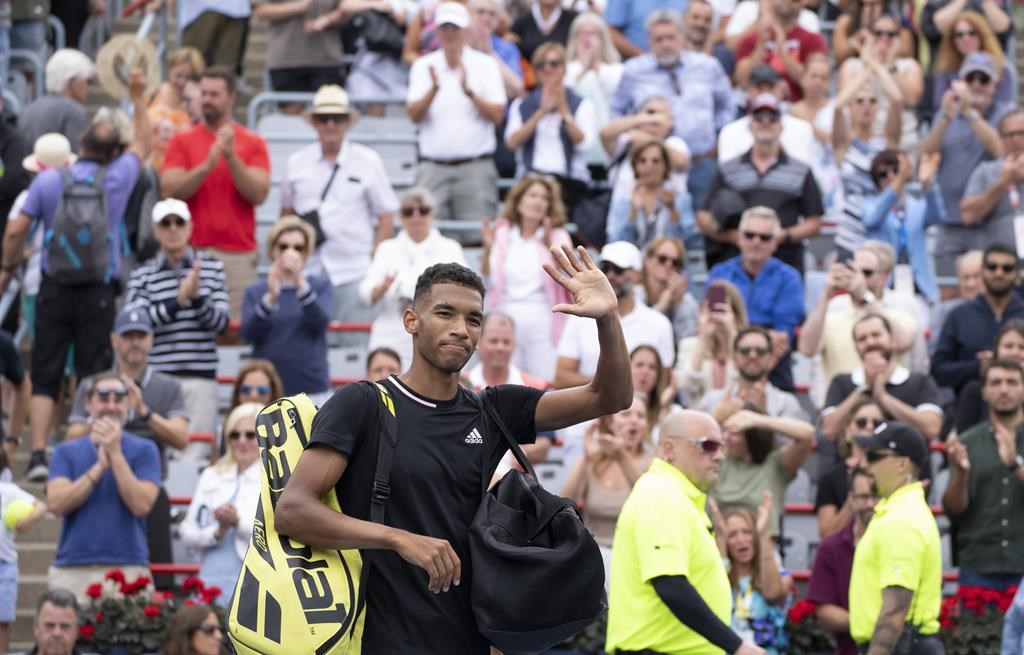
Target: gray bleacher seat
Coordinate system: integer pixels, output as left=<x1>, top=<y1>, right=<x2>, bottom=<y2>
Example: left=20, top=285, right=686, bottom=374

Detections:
left=782, top=511, right=819, bottom=568
left=783, top=530, right=811, bottom=571
left=784, top=468, right=814, bottom=504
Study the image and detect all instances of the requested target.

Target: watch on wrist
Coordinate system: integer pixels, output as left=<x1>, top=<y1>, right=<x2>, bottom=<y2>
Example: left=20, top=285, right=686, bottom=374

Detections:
left=464, top=87, right=475, bottom=98
left=1010, top=454, right=1024, bottom=472
left=140, top=407, right=153, bottom=422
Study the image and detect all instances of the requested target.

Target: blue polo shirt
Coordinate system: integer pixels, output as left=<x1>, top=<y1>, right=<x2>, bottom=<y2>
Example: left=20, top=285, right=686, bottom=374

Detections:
left=48, top=432, right=161, bottom=566
left=604, top=0, right=690, bottom=51
left=705, top=256, right=805, bottom=338
left=20, top=153, right=141, bottom=278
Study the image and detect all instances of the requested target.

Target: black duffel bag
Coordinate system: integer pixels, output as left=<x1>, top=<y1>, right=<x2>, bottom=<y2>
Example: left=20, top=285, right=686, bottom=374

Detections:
left=468, top=390, right=606, bottom=655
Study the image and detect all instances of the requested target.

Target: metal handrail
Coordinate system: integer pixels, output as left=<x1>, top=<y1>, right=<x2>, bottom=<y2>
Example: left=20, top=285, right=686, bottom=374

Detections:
left=48, top=15, right=67, bottom=51
left=9, top=49, right=44, bottom=100
left=246, top=91, right=408, bottom=127
left=0, top=89, right=22, bottom=116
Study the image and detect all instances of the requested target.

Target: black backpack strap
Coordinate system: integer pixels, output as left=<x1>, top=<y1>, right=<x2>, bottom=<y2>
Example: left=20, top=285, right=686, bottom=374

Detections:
left=350, top=381, right=399, bottom=636
left=470, top=388, right=536, bottom=494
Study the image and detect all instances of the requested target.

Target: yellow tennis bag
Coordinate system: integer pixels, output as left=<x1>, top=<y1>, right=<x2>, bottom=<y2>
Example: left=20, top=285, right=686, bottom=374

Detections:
left=227, top=384, right=398, bottom=655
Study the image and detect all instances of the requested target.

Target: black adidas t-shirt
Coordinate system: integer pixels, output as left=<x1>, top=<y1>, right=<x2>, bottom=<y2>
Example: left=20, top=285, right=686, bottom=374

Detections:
left=308, top=375, right=545, bottom=654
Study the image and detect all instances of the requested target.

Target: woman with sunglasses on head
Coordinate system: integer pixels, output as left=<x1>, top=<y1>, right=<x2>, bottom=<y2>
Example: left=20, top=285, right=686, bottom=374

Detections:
left=831, top=47, right=903, bottom=256
left=565, top=13, right=623, bottom=169
left=954, top=319, right=1024, bottom=434
left=505, top=43, right=597, bottom=214
left=180, top=403, right=263, bottom=608
left=710, top=401, right=815, bottom=539
left=709, top=497, right=793, bottom=655
left=230, top=359, right=284, bottom=410
left=607, top=137, right=698, bottom=252
left=859, top=149, right=945, bottom=305
left=931, top=11, right=1013, bottom=110
left=562, top=391, right=654, bottom=580
left=816, top=397, right=884, bottom=538
left=241, top=217, right=333, bottom=406
left=480, top=175, right=573, bottom=381
left=676, top=280, right=748, bottom=405
left=160, top=603, right=224, bottom=655
left=837, top=14, right=922, bottom=154
left=359, top=187, right=466, bottom=372
left=635, top=237, right=699, bottom=343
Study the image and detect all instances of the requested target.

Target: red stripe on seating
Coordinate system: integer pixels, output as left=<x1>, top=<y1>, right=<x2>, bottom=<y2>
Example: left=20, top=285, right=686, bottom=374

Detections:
left=226, top=320, right=371, bottom=333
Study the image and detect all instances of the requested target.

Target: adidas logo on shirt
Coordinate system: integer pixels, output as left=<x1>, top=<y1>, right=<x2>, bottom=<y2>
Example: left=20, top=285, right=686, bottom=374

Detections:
left=464, top=428, right=483, bottom=445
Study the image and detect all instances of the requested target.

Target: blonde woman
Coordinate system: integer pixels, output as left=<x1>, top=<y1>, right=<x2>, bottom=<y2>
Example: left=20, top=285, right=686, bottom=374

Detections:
left=179, top=403, right=263, bottom=607
left=561, top=391, right=654, bottom=578
left=241, top=217, right=332, bottom=404
left=148, top=47, right=205, bottom=168
left=565, top=13, right=622, bottom=166
left=481, top=175, right=573, bottom=381
left=675, top=279, right=748, bottom=404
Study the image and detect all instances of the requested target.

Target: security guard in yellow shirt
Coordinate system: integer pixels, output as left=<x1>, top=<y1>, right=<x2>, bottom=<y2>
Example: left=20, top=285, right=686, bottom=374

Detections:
left=850, top=421, right=944, bottom=655
left=606, top=410, right=766, bottom=655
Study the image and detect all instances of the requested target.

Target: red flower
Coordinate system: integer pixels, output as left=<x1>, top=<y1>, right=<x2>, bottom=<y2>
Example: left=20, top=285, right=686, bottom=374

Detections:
left=119, top=583, right=132, bottom=596
left=105, top=569, right=126, bottom=584
left=182, top=577, right=205, bottom=595
left=95, top=612, right=104, bottom=622
left=79, top=624, right=94, bottom=638
left=85, top=583, right=103, bottom=599
left=787, top=599, right=816, bottom=625
left=151, top=591, right=167, bottom=605
left=202, top=586, right=223, bottom=602
left=184, top=599, right=198, bottom=607
left=143, top=604, right=161, bottom=618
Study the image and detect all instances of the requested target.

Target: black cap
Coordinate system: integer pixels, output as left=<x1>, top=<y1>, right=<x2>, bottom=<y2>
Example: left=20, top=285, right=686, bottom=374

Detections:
left=855, top=421, right=928, bottom=469
left=749, top=64, right=782, bottom=87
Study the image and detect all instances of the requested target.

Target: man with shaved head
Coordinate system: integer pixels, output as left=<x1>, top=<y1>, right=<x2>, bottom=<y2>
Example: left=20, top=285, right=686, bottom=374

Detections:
left=606, top=410, right=766, bottom=655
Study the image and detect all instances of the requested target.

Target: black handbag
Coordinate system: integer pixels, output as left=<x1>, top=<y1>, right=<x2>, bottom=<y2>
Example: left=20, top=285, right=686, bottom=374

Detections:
left=468, top=390, right=606, bottom=655
left=351, top=10, right=405, bottom=56
left=298, top=163, right=338, bottom=247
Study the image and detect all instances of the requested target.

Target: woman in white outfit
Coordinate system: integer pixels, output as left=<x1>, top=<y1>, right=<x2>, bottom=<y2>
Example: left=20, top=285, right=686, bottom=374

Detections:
left=480, top=174, right=574, bottom=382
left=179, top=403, right=262, bottom=607
left=360, top=188, right=466, bottom=369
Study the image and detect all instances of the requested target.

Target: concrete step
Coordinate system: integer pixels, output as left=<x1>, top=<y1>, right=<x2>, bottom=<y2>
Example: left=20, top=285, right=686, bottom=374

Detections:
left=12, top=607, right=41, bottom=644
left=15, top=541, right=57, bottom=573
left=17, top=514, right=62, bottom=543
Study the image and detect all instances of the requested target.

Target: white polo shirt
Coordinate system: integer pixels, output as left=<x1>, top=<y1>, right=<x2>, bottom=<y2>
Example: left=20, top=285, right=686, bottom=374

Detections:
left=407, top=47, right=507, bottom=160
left=557, top=298, right=676, bottom=377
left=281, top=139, right=399, bottom=286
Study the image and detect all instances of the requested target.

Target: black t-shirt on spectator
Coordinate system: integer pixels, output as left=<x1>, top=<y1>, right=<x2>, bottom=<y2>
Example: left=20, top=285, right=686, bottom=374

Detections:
left=309, top=376, right=544, bottom=655
left=511, top=9, right=578, bottom=62
left=0, top=331, right=25, bottom=441
left=815, top=463, right=849, bottom=512
left=823, top=368, right=941, bottom=415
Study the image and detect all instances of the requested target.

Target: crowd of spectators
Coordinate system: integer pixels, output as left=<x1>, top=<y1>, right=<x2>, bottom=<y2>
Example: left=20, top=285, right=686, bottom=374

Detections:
left=2, top=0, right=1024, bottom=650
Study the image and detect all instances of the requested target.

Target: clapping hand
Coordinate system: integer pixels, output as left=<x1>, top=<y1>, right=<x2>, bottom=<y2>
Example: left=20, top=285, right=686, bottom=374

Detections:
left=178, top=261, right=201, bottom=307
left=993, top=422, right=1019, bottom=468
left=946, top=435, right=971, bottom=472
left=918, top=152, right=941, bottom=188
left=214, top=504, right=239, bottom=530
left=543, top=245, right=617, bottom=319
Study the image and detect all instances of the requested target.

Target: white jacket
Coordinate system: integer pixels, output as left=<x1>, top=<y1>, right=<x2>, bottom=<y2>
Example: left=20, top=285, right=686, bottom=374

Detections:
left=179, top=460, right=261, bottom=561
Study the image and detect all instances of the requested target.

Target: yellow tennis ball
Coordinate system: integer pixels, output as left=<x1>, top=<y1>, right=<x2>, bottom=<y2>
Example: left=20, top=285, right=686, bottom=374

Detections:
left=4, top=499, right=34, bottom=531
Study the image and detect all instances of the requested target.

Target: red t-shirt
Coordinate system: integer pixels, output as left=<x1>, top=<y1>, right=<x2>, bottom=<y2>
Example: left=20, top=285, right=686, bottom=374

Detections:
left=736, top=26, right=826, bottom=101
left=162, top=122, right=270, bottom=252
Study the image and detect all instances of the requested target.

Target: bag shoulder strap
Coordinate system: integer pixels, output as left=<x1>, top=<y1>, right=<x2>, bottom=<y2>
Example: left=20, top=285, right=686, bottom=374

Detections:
left=469, top=388, right=536, bottom=494
left=320, top=163, right=340, bottom=204
left=349, top=380, right=399, bottom=637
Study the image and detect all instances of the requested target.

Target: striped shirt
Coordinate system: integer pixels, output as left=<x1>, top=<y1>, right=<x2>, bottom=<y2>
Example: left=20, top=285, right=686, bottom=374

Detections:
left=124, top=249, right=230, bottom=378
left=702, top=149, right=823, bottom=273
left=835, top=137, right=887, bottom=255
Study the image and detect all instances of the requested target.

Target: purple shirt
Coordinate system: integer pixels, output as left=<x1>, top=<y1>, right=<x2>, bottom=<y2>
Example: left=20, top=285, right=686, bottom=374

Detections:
left=807, top=521, right=858, bottom=655
left=21, top=153, right=141, bottom=277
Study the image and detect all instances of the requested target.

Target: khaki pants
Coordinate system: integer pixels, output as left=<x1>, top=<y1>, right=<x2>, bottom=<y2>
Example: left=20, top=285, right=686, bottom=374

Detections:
left=48, top=564, right=151, bottom=605
left=181, top=11, right=247, bottom=71
left=200, top=248, right=257, bottom=321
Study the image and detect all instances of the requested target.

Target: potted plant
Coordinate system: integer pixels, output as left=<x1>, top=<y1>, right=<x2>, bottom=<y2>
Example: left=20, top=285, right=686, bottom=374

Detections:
left=77, top=569, right=224, bottom=655
left=939, top=584, right=1018, bottom=655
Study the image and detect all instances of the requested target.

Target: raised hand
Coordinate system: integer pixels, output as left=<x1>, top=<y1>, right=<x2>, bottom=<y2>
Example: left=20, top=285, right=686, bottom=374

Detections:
left=755, top=490, right=773, bottom=535
left=481, top=217, right=495, bottom=250
left=918, top=151, right=941, bottom=187
left=542, top=245, right=617, bottom=319
left=946, top=435, right=970, bottom=472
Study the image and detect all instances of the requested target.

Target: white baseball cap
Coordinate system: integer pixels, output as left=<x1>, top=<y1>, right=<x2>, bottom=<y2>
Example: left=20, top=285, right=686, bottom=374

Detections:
left=600, top=241, right=642, bottom=271
left=435, top=2, right=470, bottom=28
left=151, top=198, right=192, bottom=224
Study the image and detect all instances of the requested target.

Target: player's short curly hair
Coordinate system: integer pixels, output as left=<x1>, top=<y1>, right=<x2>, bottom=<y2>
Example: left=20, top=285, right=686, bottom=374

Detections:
left=413, top=263, right=486, bottom=306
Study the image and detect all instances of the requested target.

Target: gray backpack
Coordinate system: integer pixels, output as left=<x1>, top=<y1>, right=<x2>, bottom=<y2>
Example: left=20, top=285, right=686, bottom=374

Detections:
left=46, top=167, right=110, bottom=285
